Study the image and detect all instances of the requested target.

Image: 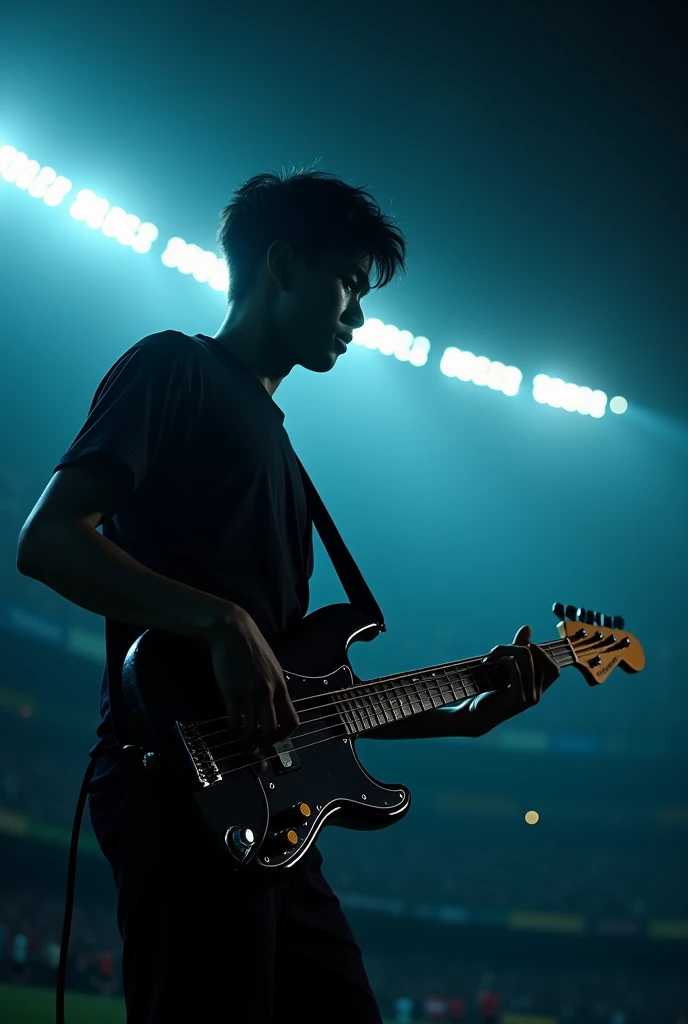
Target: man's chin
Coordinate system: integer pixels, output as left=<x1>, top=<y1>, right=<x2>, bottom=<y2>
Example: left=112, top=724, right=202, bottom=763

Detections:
left=300, top=349, right=339, bottom=373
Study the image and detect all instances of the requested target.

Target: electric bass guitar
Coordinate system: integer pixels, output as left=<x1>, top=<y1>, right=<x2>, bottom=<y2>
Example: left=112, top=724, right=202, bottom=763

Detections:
left=120, top=600, right=645, bottom=886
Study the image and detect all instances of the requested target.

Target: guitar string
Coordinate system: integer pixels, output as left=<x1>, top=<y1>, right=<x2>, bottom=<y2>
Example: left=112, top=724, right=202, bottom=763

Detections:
left=194, top=634, right=573, bottom=741
left=199, top=655, right=562, bottom=780
left=197, top=641, right=574, bottom=761
left=193, top=642, right=575, bottom=775
left=193, top=638, right=574, bottom=738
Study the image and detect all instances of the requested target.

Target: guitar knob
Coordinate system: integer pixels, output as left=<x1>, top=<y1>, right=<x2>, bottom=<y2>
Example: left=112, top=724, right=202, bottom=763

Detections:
left=593, top=611, right=602, bottom=626
left=589, top=656, right=602, bottom=667
left=613, top=616, right=625, bottom=630
left=274, top=802, right=312, bottom=829
left=566, top=605, right=578, bottom=621
left=603, top=615, right=613, bottom=628
left=265, top=829, right=300, bottom=856
left=553, top=602, right=565, bottom=619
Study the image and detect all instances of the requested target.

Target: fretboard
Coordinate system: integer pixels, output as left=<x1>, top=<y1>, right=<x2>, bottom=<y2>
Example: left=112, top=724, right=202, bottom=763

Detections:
left=335, top=638, right=575, bottom=736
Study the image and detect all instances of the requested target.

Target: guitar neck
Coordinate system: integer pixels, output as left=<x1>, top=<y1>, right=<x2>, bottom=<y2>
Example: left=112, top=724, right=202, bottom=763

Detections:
left=338, top=637, right=576, bottom=737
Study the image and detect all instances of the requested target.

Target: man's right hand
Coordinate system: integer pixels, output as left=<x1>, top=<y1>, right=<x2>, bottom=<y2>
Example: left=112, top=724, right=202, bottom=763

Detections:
left=206, top=607, right=300, bottom=749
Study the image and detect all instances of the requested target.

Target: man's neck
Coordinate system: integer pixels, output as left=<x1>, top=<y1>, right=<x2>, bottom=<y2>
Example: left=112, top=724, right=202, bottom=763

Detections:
left=212, top=320, right=287, bottom=396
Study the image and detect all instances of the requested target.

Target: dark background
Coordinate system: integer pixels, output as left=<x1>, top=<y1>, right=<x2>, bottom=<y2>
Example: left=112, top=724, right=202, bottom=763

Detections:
left=0, top=2, right=686, bottom=1020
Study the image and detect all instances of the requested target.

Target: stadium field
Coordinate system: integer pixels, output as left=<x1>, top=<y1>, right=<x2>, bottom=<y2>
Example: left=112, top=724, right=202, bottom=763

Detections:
left=0, top=984, right=404, bottom=1023
left=0, top=983, right=125, bottom=1023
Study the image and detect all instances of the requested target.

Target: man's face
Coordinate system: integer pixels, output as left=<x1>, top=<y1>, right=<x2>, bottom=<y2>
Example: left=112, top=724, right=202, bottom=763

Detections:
left=272, top=245, right=371, bottom=373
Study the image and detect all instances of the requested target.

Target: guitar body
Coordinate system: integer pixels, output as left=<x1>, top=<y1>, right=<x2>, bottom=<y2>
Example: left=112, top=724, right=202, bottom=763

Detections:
left=119, top=596, right=645, bottom=887
left=120, top=602, right=411, bottom=886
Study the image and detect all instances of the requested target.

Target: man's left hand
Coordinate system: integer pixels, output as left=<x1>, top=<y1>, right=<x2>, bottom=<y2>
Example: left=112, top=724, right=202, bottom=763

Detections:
left=470, top=625, right=561, bottom=734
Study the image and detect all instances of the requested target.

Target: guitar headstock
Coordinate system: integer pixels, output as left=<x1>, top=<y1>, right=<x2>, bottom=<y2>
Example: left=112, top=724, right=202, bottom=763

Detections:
left=553, top=602, right=645, bottom=685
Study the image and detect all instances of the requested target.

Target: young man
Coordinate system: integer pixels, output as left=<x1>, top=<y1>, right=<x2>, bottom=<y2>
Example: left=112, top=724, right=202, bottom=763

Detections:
left=16, top=167, right=560, bottom=1023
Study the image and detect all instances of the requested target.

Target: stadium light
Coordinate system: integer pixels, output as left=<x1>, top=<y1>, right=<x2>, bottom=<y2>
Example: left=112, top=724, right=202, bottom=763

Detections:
left=352, top=318, right=430, bottom=367
left=160, top=237, right=229, bottom=291
left=439, top=347, right=522, bottom=396
left=532, top=374, right=608, bottom=418
left=69, top=189, right=159, bottom=253
left=0, top=144, right=72, bottom=206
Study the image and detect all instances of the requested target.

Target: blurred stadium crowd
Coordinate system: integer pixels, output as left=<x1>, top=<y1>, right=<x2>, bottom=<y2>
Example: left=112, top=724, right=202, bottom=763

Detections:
left=1, top=882, right=686, bottom=1022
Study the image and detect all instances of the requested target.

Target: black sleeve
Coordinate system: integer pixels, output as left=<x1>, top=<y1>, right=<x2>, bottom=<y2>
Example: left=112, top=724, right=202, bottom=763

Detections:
left=53, top=337, right=186, bottom=494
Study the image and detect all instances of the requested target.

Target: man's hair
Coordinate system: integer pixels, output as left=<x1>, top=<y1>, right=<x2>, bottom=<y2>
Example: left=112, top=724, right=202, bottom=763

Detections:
left=216, top=163, right=407, bottom=303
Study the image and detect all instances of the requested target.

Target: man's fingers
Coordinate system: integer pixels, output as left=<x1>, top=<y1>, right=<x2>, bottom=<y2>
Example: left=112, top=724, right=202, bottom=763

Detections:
left=513, top=624, right=532, bottom=646
left=484, top=644, right=535, bottom=702
left=531, top=641, right=561, bottom=691
left=259, top=697, right=279, bottom=745
left=274, top=685, right=300, bottom=740
left=481, top=630, right=562, bottom=715
left=502, top=655, right=525, bottom=701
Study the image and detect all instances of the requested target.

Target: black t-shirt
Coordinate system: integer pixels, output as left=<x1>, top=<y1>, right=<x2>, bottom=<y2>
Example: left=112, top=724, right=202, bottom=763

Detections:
left=54, top=331, right=314, bottom=784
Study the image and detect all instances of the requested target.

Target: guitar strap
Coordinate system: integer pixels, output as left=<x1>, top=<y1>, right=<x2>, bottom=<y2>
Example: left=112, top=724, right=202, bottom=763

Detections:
left=295, top=456, right=386, bottom=633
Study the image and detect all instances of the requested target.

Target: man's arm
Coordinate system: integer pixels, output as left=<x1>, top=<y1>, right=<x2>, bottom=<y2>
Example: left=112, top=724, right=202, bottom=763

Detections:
left=16, top=464, right=237, bottom=640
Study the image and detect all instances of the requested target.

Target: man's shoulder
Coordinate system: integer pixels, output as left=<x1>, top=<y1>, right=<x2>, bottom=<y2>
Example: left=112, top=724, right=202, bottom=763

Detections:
left=129, top=329, right=202, bottom=362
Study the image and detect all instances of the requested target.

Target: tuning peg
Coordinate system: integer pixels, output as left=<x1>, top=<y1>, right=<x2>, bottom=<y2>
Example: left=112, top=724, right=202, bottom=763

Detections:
left=586, top=610, right=596, bottom=625
left=553, top=602, right=565, bottom=619
left=576, top=607, right=586, bottom=622
left=565, top=605, right=578, bottom=621
left=593, top=611, right=602, bottom=626
left=613, top=615, right=625, bottom=630
left=603, top=615, right=613, bottom=628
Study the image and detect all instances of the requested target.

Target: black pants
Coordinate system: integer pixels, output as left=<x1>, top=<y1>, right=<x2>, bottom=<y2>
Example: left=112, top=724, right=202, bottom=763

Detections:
left=88, top=760, right=383, bottom=1024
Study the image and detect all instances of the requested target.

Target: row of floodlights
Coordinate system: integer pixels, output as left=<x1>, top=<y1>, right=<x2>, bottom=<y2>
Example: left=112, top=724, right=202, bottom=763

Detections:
left=1, top=142, right=628, bottom=415
left=358, top=329, right=626, bottom=414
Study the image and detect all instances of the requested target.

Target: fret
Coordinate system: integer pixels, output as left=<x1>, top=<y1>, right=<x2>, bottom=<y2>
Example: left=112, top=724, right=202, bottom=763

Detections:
left=389, top=679, right=408, bottom=721
left=370, top=684, right=393, bottom=724
left=411, top=676, right=434, bottom=712
left=403, top=679, right=422, bottom=715
left=455, top=666, right=480, bottom=699
left=356, top=689, right=373, bottom=731
left=341, top=696, right=358, bottom=737
left=338, top=697, right=355, bottom=736
left=398, top=679, right=414, bottom=717
left=341, top=694, right=363, bottom=735
left=444, top=665, right=470, bottom=699
left=438, top=671, right=456, bottom=705
left=430, top=672, right=444, bottom=708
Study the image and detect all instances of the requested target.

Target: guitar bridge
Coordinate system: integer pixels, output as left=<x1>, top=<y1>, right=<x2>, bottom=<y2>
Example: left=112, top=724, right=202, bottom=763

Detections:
left=177, top=721, right=222, bottom=788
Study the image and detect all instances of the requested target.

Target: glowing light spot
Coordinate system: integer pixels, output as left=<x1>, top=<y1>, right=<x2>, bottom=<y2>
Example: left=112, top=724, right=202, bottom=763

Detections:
left=532, top=374, right=608, bottom=417
left=525, top=810, right=539, bottom=825
left=440, top=347, right=521, bottom=396
left=610, top=396, right=628, bottom=414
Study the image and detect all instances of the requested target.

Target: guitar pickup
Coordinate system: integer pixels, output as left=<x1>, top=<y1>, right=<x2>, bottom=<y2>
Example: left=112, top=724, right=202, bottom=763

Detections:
left=271, top=739, right=302, bottom=775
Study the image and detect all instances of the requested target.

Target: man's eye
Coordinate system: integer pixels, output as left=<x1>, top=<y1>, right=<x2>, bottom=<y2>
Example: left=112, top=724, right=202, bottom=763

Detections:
left=344, top=278, right=357, bottom=291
